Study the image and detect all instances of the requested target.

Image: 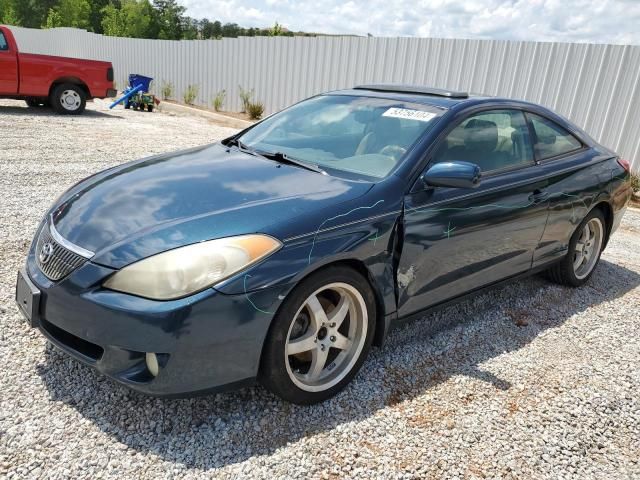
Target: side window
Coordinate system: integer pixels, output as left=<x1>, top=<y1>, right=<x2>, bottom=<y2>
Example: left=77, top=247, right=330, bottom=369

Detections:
left=0, top=32, right=8, bottom=51
left=527, top=113, right=582, bottom=160
left=432, top=109, right=534, bottom=174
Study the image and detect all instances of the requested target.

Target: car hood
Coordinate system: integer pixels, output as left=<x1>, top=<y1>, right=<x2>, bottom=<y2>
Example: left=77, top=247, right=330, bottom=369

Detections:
left=50, top=143, right=372, bottom=268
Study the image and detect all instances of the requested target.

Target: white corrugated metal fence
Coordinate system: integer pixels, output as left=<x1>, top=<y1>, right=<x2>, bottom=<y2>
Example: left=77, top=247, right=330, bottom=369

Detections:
left=7, top=26, right=640, bottom=170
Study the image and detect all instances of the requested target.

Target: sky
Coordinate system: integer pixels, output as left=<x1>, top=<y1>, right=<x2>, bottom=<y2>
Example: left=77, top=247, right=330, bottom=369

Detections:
left=180, top=0, right=640, bottom=45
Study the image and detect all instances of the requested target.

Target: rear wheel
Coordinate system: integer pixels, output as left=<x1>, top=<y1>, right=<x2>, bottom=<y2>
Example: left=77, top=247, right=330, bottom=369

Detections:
left=546, top=209, right=606, bottom=287
left=147, top=105, right=154, bottom=112
left=260, top=266, right=376, bottom=404
left=51, top=83, right=86, bottom=115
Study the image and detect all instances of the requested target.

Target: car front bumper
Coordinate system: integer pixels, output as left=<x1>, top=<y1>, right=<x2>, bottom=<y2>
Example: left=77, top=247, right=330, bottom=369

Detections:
left=18, top=252, right=289, bottom=397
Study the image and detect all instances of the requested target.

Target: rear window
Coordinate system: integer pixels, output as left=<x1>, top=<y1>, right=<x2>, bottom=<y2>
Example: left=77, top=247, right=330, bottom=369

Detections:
left=0, top=32, right=8, bottom=51
left=527, top=113, right=582, bottom=160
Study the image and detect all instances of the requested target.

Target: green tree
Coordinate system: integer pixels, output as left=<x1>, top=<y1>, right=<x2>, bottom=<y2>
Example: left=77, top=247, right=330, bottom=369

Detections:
left=211, top=20, right=222, bottom=38
left=12, top=0, right=57, bottom=28
left=221, top=22, right=240, bottom=37
left=44, top=8, right=62, bottom=28
left=0, top=0, right=20, bottom=25
left=100, top=2, right=125, bottom=36
left=152, top=0, right=184, bottom=40
left=89, top=0, right=111, bottom=33
left=102, top=0, right=154, bottom=38
left=269, top=21, right=283, bottom=36
left=44, top=0, right=91, bottom=29
left=200, top=18, right=215, bottom=39
left=181, top=16, right=198, bottom=40
left=2, top=0, right=307, bottom=40
left=122, top=0, right=153, bottom=37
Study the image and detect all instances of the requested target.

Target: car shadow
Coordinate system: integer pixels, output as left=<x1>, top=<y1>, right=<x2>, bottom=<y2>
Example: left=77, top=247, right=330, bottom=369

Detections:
left=36, top=259, right=640, bottom=469
left=0, top=105, right=119, bottom=118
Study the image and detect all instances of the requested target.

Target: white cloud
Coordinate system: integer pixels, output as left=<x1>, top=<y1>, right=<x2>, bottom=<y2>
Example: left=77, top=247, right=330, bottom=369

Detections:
left=180, top=0, right=640, bottom=44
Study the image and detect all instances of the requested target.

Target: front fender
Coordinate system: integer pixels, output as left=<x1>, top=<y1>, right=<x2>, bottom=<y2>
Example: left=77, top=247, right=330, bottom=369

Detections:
left=214, top=208, right=402, bottom=319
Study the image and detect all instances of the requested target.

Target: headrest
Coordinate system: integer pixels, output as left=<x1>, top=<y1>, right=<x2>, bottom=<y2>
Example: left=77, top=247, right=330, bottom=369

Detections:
left=464, top=119, right=498, bottom=153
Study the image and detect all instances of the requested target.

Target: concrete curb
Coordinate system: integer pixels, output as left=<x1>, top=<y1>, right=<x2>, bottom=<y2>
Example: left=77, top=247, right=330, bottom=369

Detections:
left=158, top=101, right=254, bottom=129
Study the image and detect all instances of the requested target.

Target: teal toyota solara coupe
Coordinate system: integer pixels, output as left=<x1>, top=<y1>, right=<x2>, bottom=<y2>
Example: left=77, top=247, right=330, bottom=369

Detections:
left=16, top=85, right=632, bottom=404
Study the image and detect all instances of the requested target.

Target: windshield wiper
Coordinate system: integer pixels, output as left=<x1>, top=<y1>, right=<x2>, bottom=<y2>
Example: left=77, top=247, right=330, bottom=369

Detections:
left=256, top=150, right=326, bottom=174
left=225, top=139, right=325, bottom=174
left=224, top=137, right=253, bottom=153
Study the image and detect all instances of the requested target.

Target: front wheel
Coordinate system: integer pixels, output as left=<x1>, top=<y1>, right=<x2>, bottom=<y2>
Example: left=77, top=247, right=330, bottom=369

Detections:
left=546, top=209, right=606, bottom=287
left=25, top=97, right=48, bottom=108
left=260, top=266, right=376, bottom=404
left=51, top=83, right=86, bottom=115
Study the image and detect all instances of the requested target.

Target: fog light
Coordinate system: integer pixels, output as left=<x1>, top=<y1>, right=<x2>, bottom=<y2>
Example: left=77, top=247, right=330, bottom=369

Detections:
left=145, top=352, right=159, bottom=377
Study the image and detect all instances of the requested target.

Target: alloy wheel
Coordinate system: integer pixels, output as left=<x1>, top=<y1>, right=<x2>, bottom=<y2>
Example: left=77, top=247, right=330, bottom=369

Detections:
left=573, top=217, right=604, bottom=280
left=284, top=282, right=368, bottom=392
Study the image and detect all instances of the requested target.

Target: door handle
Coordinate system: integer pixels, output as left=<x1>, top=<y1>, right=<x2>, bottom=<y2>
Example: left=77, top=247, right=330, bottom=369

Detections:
left=528, top=189, right=549, bottom=204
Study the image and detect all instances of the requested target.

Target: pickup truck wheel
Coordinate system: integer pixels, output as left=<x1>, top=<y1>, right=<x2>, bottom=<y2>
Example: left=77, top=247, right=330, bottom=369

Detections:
left=25, top=98, right=48, bottom=108
left=51, top=84, right=86, bottom=115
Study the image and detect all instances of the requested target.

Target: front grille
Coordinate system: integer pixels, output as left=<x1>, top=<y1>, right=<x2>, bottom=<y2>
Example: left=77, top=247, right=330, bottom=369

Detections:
left=36, top=223, right=87, bottom=281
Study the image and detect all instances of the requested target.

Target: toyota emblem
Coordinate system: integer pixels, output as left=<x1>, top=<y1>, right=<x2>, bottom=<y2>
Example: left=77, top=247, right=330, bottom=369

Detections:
left=39, top=242, right=55, bottom=265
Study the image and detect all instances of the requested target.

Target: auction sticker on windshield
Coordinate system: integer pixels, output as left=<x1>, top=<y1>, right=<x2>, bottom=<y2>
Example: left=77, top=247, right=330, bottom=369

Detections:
left=382, top=108, right=437, bottom=122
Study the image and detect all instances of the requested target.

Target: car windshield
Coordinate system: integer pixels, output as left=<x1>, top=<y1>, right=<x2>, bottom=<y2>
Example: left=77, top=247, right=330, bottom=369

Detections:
left=237, top=94, right=442, bottom=179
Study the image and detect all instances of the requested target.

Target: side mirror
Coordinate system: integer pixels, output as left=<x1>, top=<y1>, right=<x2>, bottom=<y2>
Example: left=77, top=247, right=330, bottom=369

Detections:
left=422, top=161, right=481, bottom=189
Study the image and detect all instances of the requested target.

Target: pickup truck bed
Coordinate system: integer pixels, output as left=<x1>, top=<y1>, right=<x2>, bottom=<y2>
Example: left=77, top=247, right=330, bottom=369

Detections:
left=0, top=25, right=116, bottom=114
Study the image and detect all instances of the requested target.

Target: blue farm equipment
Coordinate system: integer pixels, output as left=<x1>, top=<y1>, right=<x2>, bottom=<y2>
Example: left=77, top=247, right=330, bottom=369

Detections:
left=109, top=74, right=158, bottom=112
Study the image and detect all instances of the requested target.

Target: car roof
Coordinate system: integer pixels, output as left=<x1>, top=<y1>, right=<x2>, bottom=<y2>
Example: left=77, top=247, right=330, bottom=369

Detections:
left=328, top=84, right=498, bottom=110
left=328, top=84, right=598, bottom=154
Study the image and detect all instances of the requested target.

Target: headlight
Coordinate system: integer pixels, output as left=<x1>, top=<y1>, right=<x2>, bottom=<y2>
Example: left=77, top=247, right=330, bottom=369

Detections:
left=103, top=234, right=281, bottom=300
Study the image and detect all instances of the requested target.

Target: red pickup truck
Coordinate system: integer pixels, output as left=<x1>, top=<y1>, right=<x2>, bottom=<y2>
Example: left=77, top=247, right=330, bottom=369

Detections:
left=0, top=25, right=116, bottom=115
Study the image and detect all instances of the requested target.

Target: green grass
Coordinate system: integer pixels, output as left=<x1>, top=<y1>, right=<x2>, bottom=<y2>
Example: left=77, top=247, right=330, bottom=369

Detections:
left=183, top=84, right=198, bottom=105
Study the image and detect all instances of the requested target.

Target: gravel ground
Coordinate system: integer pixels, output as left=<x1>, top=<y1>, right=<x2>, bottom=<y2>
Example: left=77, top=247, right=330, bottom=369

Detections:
left=1, top=99, right=639, bottom=479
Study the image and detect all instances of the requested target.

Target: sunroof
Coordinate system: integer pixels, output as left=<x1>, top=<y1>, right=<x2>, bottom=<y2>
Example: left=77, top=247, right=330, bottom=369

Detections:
left=354, top=84, right=469, bottom=99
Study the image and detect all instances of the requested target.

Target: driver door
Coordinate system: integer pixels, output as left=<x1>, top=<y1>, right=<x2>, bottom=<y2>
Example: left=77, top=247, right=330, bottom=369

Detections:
left=397, top=109, right=550, bottom=317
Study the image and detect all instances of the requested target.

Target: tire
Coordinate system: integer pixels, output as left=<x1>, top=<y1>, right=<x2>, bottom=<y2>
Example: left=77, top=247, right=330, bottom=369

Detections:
left=260, top=266, right=376, bottom=404
left=51, top=83, right=86, bottom=115
left=546, top=209, right=606, bottom=287
left=147, top=105, right=154, bottom=112
left=124, top=102, right=131, bottom=110
left=25, top=97, right=47, bottom=108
